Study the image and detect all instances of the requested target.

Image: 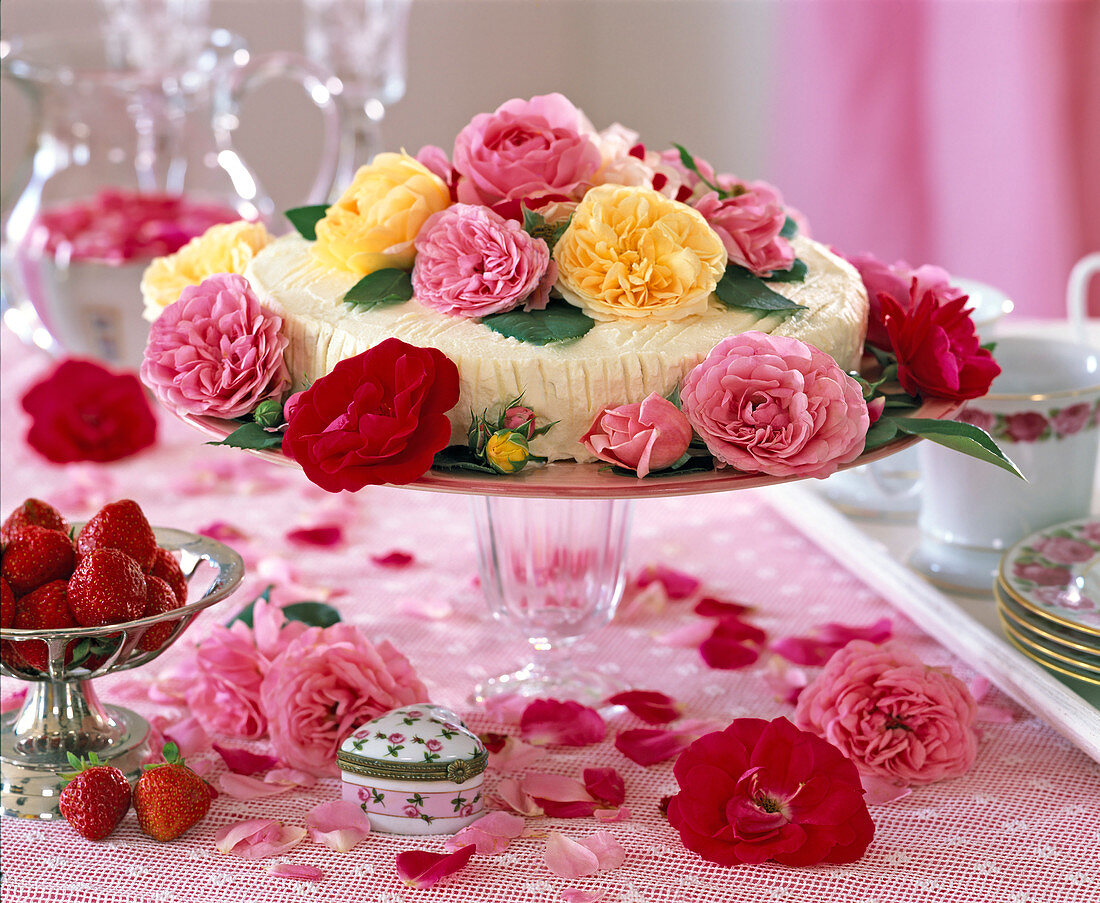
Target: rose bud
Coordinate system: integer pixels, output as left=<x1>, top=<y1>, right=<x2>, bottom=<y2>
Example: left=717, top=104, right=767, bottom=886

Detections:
left=581, top=393, right=693, bottom=478
left=485, top=430, right=533, bottom=474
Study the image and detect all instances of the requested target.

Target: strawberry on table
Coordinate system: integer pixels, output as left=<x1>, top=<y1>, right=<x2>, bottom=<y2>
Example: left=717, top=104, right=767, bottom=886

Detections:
left=134, top=742, right=212, bottom=841
left=10, top=580, right=78, bottom=672
left=76, top=499, right=157, bottom=573
left=1, top=524, right=76, bottom=595
left=59, top=751, right=132, bottom=841
left=149, top=547, right=188, bottom=606
left=1, top=498, right=69, bottom=544
left=68, top=549, right=146, bottom=627
left=137, top=575, right=185, bottom=653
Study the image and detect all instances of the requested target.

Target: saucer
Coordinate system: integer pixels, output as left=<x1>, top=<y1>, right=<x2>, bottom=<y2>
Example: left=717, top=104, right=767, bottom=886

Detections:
left=908, top=535, right=1002, bottom=595
left=999, top=618, right=1100, bottom=687
left=996, top=608, right=1100, bottom=674
left=995, top=581, right=1100, bottom=657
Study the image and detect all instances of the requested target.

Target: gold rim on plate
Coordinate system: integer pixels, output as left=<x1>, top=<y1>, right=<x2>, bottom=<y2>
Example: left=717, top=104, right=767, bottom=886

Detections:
left=999, top=622, right=1100, bottom=687
left=995, top=581, right=1100, bottom=657
left=996, top=610, right=1100, bottom=679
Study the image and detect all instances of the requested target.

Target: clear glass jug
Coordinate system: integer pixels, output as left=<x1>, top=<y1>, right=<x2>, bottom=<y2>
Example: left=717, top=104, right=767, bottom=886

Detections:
left=0, top=28, right=341, bottom=367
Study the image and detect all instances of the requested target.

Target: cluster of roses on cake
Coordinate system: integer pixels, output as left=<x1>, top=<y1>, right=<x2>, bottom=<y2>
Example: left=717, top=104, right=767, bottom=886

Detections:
left=140, top=93, right=1000, bottom=489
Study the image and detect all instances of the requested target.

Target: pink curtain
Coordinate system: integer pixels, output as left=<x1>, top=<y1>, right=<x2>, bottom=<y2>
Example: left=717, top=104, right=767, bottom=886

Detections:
left=770, top=0, right=1100, bottom=318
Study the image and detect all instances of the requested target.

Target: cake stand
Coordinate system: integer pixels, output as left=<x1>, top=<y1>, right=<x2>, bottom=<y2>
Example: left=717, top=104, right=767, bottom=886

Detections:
left=178, top=395, right=957, bottom=706
left=0, top=527, right=244, bottom=819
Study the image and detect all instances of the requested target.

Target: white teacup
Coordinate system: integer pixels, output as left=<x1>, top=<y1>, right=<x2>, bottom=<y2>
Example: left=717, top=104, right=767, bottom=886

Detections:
left=911, top=336, right=1100, bottom=593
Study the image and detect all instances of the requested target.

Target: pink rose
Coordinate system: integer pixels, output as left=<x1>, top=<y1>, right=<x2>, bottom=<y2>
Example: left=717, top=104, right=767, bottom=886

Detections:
left=847, top=255, right=966, bottom=352
left=693, top=181, right=794, bottom=277
left=425, top=738, right=443, bottom=752
left=452, top=93, right=602, bottom=218
left=141, top=273, right=290, bottom=419
left=955, top=405, right=997, bottom=434
left=503, top=405, right=537, bottom=435
left=1013, top=562, right=1073, bottom=586
left=581, top=393, right=693, bottom=478
left=1052, top=402, right=1092, bottom=437
left=680, top=332, right=869, bottom=479
left=260, top=623, right=429, bottom=776
left=1032, top=536, right=1094, bottom=565
left=412, top=205, right=550, bottom=317
left=1004, top=411, right=1048, bottom=443
left=795, top=640, right=978, bottom=786
left=1080, top=523, right=1100, bottom=544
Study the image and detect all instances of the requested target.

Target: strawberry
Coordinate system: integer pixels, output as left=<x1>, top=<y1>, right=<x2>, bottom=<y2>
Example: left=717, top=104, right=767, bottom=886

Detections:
left=2, top=498, right=69, bottom=544
left=1, top=524, right=76, bottom=595
left=1, top=576, right=14, bottom=629
left=133, top=742, right=212, bottom=841
left=68, top=549, right=146, bottom=627
left=59, top=751, right=132, bottom=840
left=137, top=575, right=185, bottom=652
left=10, top=580, right=77, bottom=672
left=149, top=547, right=188, bottom=606
left=76, top=500, right=157, bottom=573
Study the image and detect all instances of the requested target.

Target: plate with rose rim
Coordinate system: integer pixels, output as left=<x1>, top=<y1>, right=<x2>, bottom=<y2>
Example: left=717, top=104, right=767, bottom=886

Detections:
left=998, top=518, right=1100, bottom=638
left=995, top=605, right=1100, bottom=673
left=995, top=580, right=1100, bottom=657
left=175, top=393, right=960, bottom=500
left=998, top=615, right=1100, bottom=687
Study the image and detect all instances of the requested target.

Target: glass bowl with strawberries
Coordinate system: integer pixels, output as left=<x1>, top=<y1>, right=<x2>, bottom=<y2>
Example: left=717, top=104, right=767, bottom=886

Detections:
left=0, top=499, right=244, bottom=819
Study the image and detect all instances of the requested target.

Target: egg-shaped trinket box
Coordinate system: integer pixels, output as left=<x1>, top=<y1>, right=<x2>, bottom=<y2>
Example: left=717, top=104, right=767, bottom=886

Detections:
left=337, top=704, right=488, bottom=835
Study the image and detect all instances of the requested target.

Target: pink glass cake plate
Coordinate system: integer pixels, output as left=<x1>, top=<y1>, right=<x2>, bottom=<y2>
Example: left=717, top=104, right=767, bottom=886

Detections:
left=176, top=395, right=958, bottom=706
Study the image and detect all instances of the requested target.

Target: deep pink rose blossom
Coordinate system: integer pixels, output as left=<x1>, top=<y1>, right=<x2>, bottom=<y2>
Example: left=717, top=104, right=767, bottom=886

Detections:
left=955, top=405, right=997, bottom=433
left=1031, top=536, right=1094, bottom=565
left=141, top=273, right=289, bottom=419
left=693, top=181, right=794, bottom=277
left=794, top=640, right=979, bottom=786
left=1013, top=562, right=1074, bottom=586
left=412, top=204, right=550, bottom=317
left=452, top=93, right=602, bottom=217
left=581, top=393, right=693, bottom=477
left=1003, top=412, right=1048, bottom=443
left=680, top=332, right=869, bottom=479
left=260, top=622, right=428, bottom=776
left=1052, top=402, right=1092, bottom=437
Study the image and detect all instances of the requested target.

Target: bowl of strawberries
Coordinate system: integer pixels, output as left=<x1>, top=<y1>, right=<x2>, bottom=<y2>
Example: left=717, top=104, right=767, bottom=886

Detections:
left=0, top=497, right=244, bottom=819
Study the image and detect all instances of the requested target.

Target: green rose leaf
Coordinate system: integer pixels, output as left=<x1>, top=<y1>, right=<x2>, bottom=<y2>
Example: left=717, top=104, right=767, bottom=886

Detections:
left=228, top=585, right=342, bottom=629
left=861, top=418, right=900, bottom=452
left=892, top=417, right=1024, bottom=478
left=521, top=206, right=571, bottom=253
left=207, top=422, right=284, bottom=452
left=482, top=300, right=595, bottom=345
left=764, top=258, right=808, bottom=284
left=432, top=446, right=499, bottom=475
left=780, top=215, right=798, bottom=239
left=285, top=205, right=329, bottom=241
left=344, top=268, right=414, bottom=309
left=715, top=267, right=807, bottom=312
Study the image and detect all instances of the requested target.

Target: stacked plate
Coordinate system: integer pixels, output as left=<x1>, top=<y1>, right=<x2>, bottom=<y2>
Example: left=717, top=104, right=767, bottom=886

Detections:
left=996, top=518, right=1100, bottom=687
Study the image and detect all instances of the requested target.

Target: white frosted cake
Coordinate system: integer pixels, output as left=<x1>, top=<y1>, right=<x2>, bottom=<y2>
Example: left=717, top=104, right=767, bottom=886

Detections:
left=245, top=232, right=867, bottom=463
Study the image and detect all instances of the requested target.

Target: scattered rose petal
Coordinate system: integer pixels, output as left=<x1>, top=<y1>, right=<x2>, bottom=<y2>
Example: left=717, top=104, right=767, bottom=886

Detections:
left=522, top=773, right=594, bottom=803
left=266, top=767, right=318, bottom=787
left=977, top=704, right=1016, bottom=724
left=545, top=830, right=625, bottom=878
left=443, top=811, right=525, bottom=854
left=772, top=618, right=892, bottom=666
left=397, top=596, right=454, bottom=620
left=606, top=690, right=681, bottom=725
left=693, top=596, right=752, bottom=618
left=216, top=819, right=307, bottom=859
left=0, top=686, right=28, bottom=713
left=521, top=700, right=606, bottom=747
left=616, top=581, right=671, bottom=620
left=594, top=806, right=631, bottom=822
left=307, top=800, right=372, bottom=852
left=581, top=831, right=626, bottom=870
left=490, top=736, right=546, bottom=772
left=146, top=669, right=193, bottom=705
left=479, top=732, right=509, bottom=753
left=483, top=692, right=528, bottom=724
left=615, top=728, right=695, bottom=766
left=268, top=863, right=324, bottom=881
left=860, top=773, right=913, bottom=806
left=396, top=845, right=475, bottom=889
left=218, top=773, right=295, bottom=800
left=496, top=777, right=543, bottom=816
left=698, top=618, right=764, bottom=670
left=198, top=521, right=247, bottom=542
left=285, top=525, right=343, bottom=547
left=212, top=742, right=279, bottom=775
left=969, top=676, right=992, bottom=701
left=655, top=620, right=714, bottom=648
left=159, top=715, right=208, bottom=757
left=189, top=758, right=215, bottom=778
left=533, top=798, right=600, bottom=818
left=562, top=889, right=606, bottom=903
left=635, top=564, right=700, bottom=599
left=372, top=550, right=415, bottom=568
left=763, top=655, right=809, bottom=706
left=583, top=767, right=625, bottom=806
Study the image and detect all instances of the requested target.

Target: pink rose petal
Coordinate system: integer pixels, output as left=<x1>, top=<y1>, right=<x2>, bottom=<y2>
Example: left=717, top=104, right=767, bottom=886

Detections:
left=0, top=686, right=28, bottom=713
left=533, top=798, right=600, bottom=818
left=520, top=699, right=606, bottom=747
left=160, top=714, right=208, bottom=757
left=396, top=845, right=475, bottom=889
left=443, top=811, right=525, bottom=854
left=371, top=550, right=415, bottom=568
left=490, top=736, right=546, bottom=772
left=268, top=863, right=324, bottom=881
left=693, top=596, right=752, bottom=618
left=216, top=819, right=306, bottom=859
left=606, top=690, right=681, bottom=725
left=212, top=742, right=280, bottom=775
left=483, top=692, right=529, bottom=724
left=496, top=777, right=543, bottom=816
left=285, top=525, right=344, bottom=547
left=562, top=890, right=607, bottom=903
left=698, top=618, right=764, bottom=670
left=615, top=728, right=695, bottom=766
left=763, top=656, right=809, bottom=706
left=583, top=767, right=625, bottom=807
left=545, top=830, right=625, bottom=878
left=266, top=767, right=318, bottom=787
left=198, top=521, right=247, bottom=542
left=397, top=596, right=454, bottom=620
left=307, top=799, right=372, bottom=852
left=772, top=617, right=893, bottom=666
left=860, top=773, right=914, bottom=806
left=217, top=773, right=295, bottom=800
left=635, top=564, right=700, bottom=599
left=594, top=806, right=631, bottom=822
left=656, top=620, right=714, bottom=648
left=522, top=773, right=594, bottom=803
left=582, top=831, right=626, bottom=870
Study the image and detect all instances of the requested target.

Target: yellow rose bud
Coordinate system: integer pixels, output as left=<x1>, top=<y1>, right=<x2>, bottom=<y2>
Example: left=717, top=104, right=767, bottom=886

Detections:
left=553, top=184, right=727, bottom=321
left=140, top=220, right=271, bottom=321
left=313, top=152, right=452, bottom=276
left=484, top=429, right=532, bottom=475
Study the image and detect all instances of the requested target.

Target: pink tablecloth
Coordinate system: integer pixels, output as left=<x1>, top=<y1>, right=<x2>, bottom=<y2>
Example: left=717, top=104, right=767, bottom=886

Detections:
left=2, top=329, right=1098, bottom=903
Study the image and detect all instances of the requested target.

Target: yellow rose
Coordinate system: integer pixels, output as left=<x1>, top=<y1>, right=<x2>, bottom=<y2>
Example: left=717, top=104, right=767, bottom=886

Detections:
left=553, top=184, right=727, bottom=321
left=484, top=430, right=532, bottom=474
left=140, top=220, right=271, bottom=321
left=312, top=152, right=451, bottom=276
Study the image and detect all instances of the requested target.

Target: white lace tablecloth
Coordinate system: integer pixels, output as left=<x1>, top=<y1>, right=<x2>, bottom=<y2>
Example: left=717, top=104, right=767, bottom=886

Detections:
left=2, top=328, right=1098, bottom=903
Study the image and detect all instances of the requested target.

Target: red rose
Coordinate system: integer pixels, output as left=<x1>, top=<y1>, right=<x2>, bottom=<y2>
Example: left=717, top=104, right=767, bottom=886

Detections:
left=282, top=339, right=460, bottom=491
left=666, top=717, right=874, bottom=867
left=21, top=358, right=157, bottom=464
left=882, top=287, right=1001, bottom=401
